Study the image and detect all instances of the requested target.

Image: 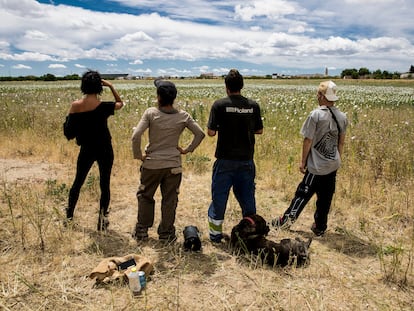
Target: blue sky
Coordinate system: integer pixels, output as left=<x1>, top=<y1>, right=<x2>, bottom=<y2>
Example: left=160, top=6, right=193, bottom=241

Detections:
left=1, top=0, right=413, bottom=77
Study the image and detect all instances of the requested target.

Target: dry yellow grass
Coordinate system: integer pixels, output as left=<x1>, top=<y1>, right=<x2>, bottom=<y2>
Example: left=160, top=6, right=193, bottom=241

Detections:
left=0, top=148, right=413, bottom=310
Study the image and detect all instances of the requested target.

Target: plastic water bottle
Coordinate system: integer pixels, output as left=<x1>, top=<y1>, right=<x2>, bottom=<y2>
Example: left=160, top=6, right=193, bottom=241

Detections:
left=127, top=267, right=141, bottom=296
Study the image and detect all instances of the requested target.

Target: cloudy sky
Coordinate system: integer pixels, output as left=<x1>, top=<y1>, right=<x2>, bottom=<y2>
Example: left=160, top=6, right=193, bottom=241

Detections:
left=0, top=0, right=413, bottom=77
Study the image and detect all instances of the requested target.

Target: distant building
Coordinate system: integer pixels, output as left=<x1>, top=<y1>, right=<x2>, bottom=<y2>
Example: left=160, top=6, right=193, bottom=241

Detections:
left=400, top=73, right=413, bottom=79
left=272, top=73, right=291, bottom=79
left=200, top=73, right=215, bottom=79
left=100, top=73, right=129, bottom=80
left=295, top=73, right=324, bottom=79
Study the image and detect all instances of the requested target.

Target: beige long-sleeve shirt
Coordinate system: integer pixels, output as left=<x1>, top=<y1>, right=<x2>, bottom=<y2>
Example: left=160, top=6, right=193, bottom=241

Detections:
left=132, top=107, right=205, bottom=169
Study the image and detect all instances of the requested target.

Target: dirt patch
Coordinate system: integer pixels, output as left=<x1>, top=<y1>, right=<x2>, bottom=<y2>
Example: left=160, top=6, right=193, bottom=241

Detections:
left=0, top=158, right=65, bottom=183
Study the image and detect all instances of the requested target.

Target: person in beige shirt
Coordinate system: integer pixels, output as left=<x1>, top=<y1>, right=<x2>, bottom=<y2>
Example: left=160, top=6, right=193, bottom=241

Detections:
left=131, top=79, right=205, bottom=242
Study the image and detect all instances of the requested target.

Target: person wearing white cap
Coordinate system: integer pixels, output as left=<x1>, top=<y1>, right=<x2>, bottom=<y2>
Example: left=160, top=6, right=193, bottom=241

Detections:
left=272, top=81, right=348, bottom=236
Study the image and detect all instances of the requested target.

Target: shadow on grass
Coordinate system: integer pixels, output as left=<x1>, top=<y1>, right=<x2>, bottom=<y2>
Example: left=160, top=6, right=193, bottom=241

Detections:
left=86, top=229, right=133, bottom=257
left=296, top=226, right=378, bottom=258
left=153, top=238, right=228, bottom=278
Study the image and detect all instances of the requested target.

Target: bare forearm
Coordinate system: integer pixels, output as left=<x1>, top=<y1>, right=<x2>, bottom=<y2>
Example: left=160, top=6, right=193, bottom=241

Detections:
left=300, top=137, right=312, bottom=173
left=102, top=79, right=123, bottom=108
left=109, top=85, right=122, bottom=102
left=338, top=134, right=346, bottom=156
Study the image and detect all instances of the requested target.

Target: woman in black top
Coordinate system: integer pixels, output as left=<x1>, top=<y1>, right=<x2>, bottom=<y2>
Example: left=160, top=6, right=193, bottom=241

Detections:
left=64, top=70, right=123, bottom=230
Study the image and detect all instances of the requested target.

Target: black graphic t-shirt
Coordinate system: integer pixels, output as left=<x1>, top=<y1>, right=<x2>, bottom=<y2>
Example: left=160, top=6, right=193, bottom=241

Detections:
left=208, top=95, right=263, bottom=160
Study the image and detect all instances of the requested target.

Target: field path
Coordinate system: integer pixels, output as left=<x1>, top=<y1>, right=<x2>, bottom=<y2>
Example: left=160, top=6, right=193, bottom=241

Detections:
left=0, top=158, right=65, bottom=182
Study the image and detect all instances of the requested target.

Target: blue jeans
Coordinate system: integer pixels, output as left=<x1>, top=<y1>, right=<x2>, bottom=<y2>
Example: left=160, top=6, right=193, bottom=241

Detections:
left=208, top=159, right=256, bottom=241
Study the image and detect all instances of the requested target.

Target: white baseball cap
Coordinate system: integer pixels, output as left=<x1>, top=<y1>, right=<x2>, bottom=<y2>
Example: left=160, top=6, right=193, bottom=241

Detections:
left=318, top=81, right=339, bottom=101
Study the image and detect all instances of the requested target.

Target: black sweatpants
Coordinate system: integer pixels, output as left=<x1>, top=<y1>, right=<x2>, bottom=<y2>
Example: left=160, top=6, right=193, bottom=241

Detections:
left=283, top=170, right=337, bottom=231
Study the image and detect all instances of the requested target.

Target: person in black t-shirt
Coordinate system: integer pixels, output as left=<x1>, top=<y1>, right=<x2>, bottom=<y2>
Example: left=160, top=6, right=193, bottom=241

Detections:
left=63, top=70, right=124, bottom=230
left=207, top=69, right=263, bottom=243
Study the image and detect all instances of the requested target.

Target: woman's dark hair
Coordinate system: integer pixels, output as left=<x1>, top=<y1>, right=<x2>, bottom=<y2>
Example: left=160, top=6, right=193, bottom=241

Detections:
left=81, top=70, right=103, bottom=95
left=225, top=69, right=244, bottom=93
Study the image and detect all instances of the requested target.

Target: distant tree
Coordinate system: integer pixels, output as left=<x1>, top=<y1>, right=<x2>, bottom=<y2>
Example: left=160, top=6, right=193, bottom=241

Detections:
left=372, top=69, right=383, bottom=79
left=63, top=74, right=80, bottom=80
left=392, top=71, right=401, bottom=79
left=341, top=68, right=358, bottom=78
left=24, top=75, right=38, bottom=81
left=358, top=67, right=370, bottom=77
left=409, top=65, right=414, bottom=73
left=40, top=73, right=57, bottom=81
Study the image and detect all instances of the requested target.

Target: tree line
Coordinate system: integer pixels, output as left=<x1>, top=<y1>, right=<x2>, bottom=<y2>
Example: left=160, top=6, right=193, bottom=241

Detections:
left=341, top=65, right=414, bottom=79
left=0, top=73, right=80, bottom=82
left=1, top=66, right=413, bottom=81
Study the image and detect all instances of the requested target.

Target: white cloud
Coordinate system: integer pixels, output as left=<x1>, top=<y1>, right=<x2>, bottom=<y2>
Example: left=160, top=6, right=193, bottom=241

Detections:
left=235, top=0, right=301, bottom=21
left=159, top=67, right=192, bottom=75
left=288, top=23, right=313, bottom=34
left=0, top=0, right=413, bottom=75
left=250, top=26, right=262, bottom=31
left=75, top=64, right=86, bottom=68
left=111, top=0, right=238, bottom=22
left=119, top=32, right=154, bottom=43
left=48, top=64, right=66, bottom=69
left=81, top=49, right=116, bottom=61
left=24, top=30, right=49, bottom=40
left=0, top=41, right=10, bottom=50
left=0, top=51, right=57, bottom=61
left=130, top=68, right=152, bottom=74
left=129, top=59, right=144, bottom=65
left=13, top=64, right=32, bottom=69
left=212, top=67, right=231, bottom=75
left=195, top=65, right=210, bottom=73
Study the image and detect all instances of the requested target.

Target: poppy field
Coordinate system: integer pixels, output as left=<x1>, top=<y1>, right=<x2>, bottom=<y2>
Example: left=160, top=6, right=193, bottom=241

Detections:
left=0, top=79, right=413, bottom=310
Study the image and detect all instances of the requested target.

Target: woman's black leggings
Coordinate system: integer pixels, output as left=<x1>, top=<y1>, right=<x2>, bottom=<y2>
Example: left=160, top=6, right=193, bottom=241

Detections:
left=67, top=143, right=114, bottom=219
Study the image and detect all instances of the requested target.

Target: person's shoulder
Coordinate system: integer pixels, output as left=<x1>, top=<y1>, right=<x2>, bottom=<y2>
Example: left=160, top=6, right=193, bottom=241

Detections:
left=180, top=109, right=198, bottom=121
left=245, top=97, right=260, bottom=106
left=142, top=106, right=160, bottom=117
left=143, top=107, right=158, bottom=113
left=214, top=97, right=231, bottom=105
left=314, top=105, right=327, bottom=112
left=69, top=99, right=84, bottom=113
left=335, top=107, right=348, bottom=120
left=307, top=107, right=324, bottom=119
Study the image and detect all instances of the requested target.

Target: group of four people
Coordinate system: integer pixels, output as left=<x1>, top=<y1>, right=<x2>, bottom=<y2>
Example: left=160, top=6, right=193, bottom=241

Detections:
left=63, top=69, right=347, bottom=242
